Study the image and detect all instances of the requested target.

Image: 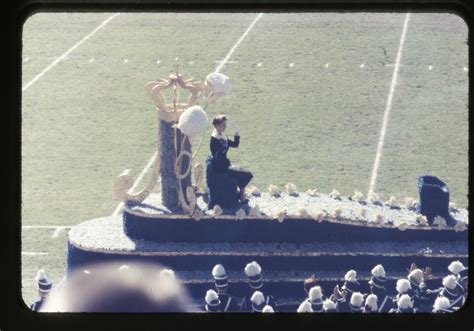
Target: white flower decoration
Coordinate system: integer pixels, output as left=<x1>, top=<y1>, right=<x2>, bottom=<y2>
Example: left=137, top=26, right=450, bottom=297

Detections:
left=375, top=214, right=384, bottom=224
left=398, top=222, right=408, bottom=231
left=352, top=191, right=364, bottom=202
left=285, top=183, right=298, bottom=196
left=367, top=192, right=380, bottom=202
left=329, top=188, right=340, bottom=199
left=273, top=210, right=286, bottom=223
left=404, top=197, right=415, bottom=208
left=433, top=216, right=447, bottom=228
left=385, top=196, right=397, bottom=207
left=416, top=214, right=428, bottom=226
left=235, top=208, right=246, bottom=220
left=313, top=210, right=325, bottom=222
left=305, top=188, right=319, bottom=197
left=248, top=185, right=261, bottom=197
left=449, top=202, right=457, bottom=210
left=333, top=207, right=342, bottom=218
left=297, top=208, right=310, bottom=218
left=249, top=205, right=262, bottom=217
left=268, top=184, right=281, bottom=197
left=192, top=209, right=204, bottom=221
left=454, top=221, right=467, bottom=232
left=212, top=204, right=223, bottom=217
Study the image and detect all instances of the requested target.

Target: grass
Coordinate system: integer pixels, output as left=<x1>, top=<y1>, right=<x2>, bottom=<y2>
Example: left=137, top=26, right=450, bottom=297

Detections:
left=21, top=12, right=468, bottom=306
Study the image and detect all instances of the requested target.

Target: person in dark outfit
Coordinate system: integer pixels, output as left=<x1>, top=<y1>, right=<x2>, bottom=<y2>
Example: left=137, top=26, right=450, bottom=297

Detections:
left=208, top=115, right=253, bottom=204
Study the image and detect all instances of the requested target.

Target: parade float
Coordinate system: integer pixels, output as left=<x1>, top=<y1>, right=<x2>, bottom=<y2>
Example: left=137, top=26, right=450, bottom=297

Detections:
left=67, top=65, right=468, bottom=310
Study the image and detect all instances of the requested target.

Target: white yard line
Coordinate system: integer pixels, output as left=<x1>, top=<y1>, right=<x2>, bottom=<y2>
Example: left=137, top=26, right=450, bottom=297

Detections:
left=111, top=12, right=263, bottom=217
left=22, top=225, right=72, bottom=229
left=22, top=13, right=120, bottom=91
left=367, top=13, right=410, bottom=197
left=214, top=13, right=263, bottom=73
left=22, top=252, right=49, bottom=256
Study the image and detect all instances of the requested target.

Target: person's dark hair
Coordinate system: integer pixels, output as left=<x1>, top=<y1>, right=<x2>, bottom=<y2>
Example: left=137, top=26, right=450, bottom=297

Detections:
left=212, top=114, right=227, bottom=127
left=304, top=277, right=318, bottom=295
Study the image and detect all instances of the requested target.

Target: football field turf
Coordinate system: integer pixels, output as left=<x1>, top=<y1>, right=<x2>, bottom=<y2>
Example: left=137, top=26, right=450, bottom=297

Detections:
left=21, top=12, right=468, bottom=306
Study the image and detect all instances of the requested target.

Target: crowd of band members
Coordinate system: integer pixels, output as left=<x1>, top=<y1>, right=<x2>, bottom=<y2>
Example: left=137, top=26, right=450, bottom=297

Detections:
left=30, top=260, right=467, bottom=313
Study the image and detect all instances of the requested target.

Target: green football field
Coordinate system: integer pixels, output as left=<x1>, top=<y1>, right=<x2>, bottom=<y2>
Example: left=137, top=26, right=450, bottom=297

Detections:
left=21, top=12, right=468, bottom=306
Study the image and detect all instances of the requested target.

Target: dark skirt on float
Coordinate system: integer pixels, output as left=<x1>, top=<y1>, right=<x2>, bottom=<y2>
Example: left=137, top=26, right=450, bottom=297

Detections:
left=227, top=166, right=253, bottom=189
left=206, top=134, right=253, bottom=209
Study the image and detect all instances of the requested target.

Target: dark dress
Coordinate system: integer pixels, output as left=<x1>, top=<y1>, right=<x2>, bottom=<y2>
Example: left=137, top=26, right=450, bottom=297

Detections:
left=206, top=134, right=253, bottom=209
left=209, top=134, right=253, bottom=188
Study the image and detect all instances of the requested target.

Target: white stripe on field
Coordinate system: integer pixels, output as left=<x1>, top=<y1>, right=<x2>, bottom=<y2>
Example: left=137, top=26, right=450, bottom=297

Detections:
left=22, top=225, right=72, bottom=229
left=111, top=13, right=263, bottom=217
left=367, top=13, right=410, bottom=197
left=22, top=13, right=120, bottom=91
left=214, top=13, right=263, bottom=73
left=22, top=252, right=49, bottom=256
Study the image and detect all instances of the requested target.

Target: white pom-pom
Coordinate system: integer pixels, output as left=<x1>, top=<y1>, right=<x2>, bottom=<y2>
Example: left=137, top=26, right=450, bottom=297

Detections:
left=412, top=200, right=418, bottom=208
left=212, top=264, right=226, bottom=278
left=273, top=210, right=286, bottom=223
left=297, top=301, right=313, bottom=313
left=433, top=296, right=451, bottom=311
left=433, top=216, right=447, bottom=227
left=36, top=269, right=47, bottom=281
left=306, top=188, right=319, bottom=197
left=245, top=261, right=262, bottom=277
left=285, top=183, right=298, bottom=196
left=352, top=191, right=364, bottom=202
left=309, top=286, right=323, bottom=301
left=443, top=275, right=458, bottom=290
left=385, top=196, right=397, bottom=207
left=249, top=205, right=261, bottom=217
left=205, top=289, right=219, bottom=304
left=396, top=279, right=411, bottom=294
left=329, top=188, right=340, bottom=199
left=313, top=210, right=325, bottom=222
left=205, top=72, right=231, bottom=102
left=371, top=264, right=386, bottom=278
left=367, top=192, right=379, bottom=202
left=416, top=215, right=428, bottom=226
left=248, top=185, right=261, bottom=197
left=350, top=292, right=364, bottom=307
left=408, top=269, right=423, bottom=283
left=449, top=202, right=457, bottom=210
left=268, top=184, right=281, bottom=197
left=212, top=204, right=223, bottom=217
left=333, top=207, right=342, bottom=218
left=176, top=105, right=208, bottom=138
left=375, top=214, right=384, bottom=224
left=251, top=291, right=265, bottom=305
left=298, top=208, right=310, bottom=218
left=405, top=197, right=415, bottom=208
left=323, top=299, right=337, bottom=311
left=397, top=294, right=413, bottom=309
left=345, top=270, right=357, bottom=282
left=262, top=305, right=274, bottom=313
left=235, top=208, right=246, bottom=220
left=365, top=294, right=378, bottom=311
